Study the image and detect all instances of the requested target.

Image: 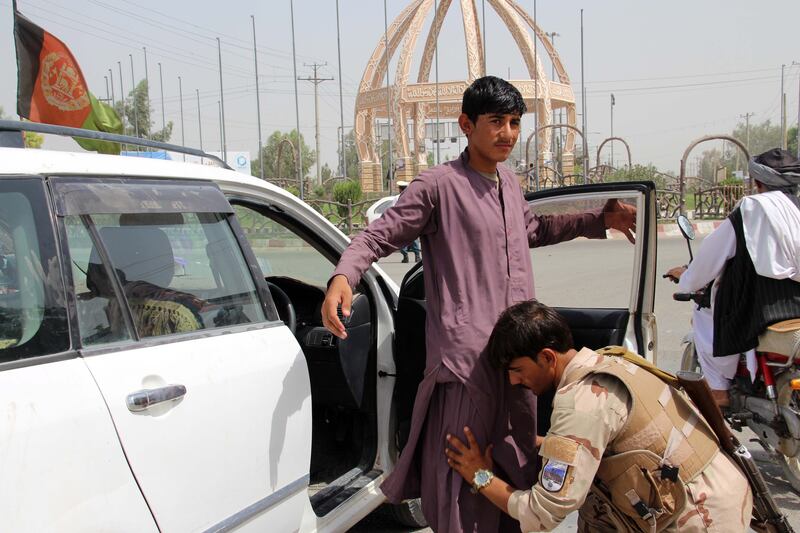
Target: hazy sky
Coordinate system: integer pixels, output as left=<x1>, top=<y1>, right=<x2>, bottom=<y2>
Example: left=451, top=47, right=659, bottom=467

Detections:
left=2, top=0, right=799, bottom=174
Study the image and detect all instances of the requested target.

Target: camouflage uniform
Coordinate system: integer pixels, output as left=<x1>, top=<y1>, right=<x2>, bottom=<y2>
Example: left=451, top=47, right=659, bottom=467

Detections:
left=506, top=348, right=752, bottom=532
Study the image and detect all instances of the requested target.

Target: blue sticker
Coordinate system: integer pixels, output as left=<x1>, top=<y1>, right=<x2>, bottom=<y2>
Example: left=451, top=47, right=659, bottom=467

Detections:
left=541, top=459, right=569, bottom=492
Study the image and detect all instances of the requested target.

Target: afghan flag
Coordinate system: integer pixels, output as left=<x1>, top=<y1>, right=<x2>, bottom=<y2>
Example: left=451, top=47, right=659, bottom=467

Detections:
left=13, top=5, right=123, bottom=154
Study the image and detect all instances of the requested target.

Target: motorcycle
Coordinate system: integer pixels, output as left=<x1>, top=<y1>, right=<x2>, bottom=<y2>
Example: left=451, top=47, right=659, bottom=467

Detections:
left=665, top=214, right=800, bottom=493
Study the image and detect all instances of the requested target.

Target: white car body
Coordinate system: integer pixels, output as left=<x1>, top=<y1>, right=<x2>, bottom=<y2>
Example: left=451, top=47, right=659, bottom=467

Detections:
left=0, top=133, right=657, bottom=532
left=365, top=195, right=398, bottom=225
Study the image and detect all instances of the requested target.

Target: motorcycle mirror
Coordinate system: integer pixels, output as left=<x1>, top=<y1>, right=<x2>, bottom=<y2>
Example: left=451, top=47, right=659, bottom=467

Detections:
left=676, top=215, right=695, bottom=241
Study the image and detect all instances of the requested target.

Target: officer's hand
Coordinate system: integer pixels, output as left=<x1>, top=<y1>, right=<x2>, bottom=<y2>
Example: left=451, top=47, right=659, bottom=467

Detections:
left=445, top=427, right=493, bottom=484
left=322, top=275, right=352, bottom=339
left=603, top=199, right=636, bottom=244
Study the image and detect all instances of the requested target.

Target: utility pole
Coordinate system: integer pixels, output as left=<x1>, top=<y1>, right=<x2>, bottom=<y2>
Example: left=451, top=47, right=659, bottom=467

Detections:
left=610, top=93, right=615, bottom=167
left=435, top=0, right=441, bottom=165
left=580, top=9, right=588, bottom=184
left=251, top=15, right=264, bottom=180
left=739, top=112, right=754, bottom=178
left=290, top=0, right=303, bottom=199
left=108, top=68, right=115, bottom=109
left=217, top=37, right=227, bottom=162
left=299, top=62, right=334, bottom=185
left=142, top=47, right=150, bottom=139
left=129, top=54, right=139, bottom=138
left=794, top=60, right=800, bottom=158
left=335, top=0, right=347, bottom=178
left=196, top=88, right=203, bottom=151
left=545, top=31, right=560, bottom=162
left=178, top=76, right=185, bottom=160
left=740, top=112, right=753, bottom=154
left=781, top=64, right=787, bottom=150
left=158, top=62, right=166, bottom=134
left=383, top=0, right=393, bottom=190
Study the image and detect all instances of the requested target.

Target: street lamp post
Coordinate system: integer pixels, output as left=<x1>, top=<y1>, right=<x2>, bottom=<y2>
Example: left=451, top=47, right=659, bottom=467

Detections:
left=793, top=61, right=800, bottom=158
left=610, top=93, right=615, bottom=167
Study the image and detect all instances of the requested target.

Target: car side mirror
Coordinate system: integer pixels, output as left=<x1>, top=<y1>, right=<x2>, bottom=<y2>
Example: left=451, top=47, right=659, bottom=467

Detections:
left=676, top=215, right=695, bottom=241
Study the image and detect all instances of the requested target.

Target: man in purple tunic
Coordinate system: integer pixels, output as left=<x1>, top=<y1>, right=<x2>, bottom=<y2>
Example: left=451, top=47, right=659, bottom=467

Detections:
left=322, top=77, right=635, bottom=532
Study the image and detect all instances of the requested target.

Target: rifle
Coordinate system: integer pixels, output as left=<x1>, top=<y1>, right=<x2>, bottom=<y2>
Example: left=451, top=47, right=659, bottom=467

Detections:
left=676, top=371, right=794, bottom=533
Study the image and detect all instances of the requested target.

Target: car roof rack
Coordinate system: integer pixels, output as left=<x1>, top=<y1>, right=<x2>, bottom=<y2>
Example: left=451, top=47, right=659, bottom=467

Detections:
left=0, top=119, right=231, bottom=170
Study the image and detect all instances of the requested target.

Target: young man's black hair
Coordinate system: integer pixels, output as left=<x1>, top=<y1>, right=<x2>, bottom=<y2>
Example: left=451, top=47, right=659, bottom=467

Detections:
left=461, top=76, right=527, bottom=124
left=487, top=299, right=574, bottom=369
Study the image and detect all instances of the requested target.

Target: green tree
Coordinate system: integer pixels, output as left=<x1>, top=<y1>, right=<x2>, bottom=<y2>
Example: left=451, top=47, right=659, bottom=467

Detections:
left=606, top=164, right=672, bottom=189
left=252, top=129, right=315, bottom=180
left=114, top=80, right=172, bottom=142
left=788, top=125, right=798, bottom=156
left=332, top=179, right=363, bottom=216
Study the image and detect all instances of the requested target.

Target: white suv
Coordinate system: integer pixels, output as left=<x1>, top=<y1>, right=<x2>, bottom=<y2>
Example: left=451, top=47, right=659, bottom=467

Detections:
left=0, top=121, right=657, bottom=532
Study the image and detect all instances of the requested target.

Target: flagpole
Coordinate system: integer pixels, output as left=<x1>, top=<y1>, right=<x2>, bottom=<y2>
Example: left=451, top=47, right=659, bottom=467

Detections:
left=196, top=88, right=203, bottom=151
left=129, top=54, right=139, bottom=139
left=178, top=76, right=185, bottom=160
left=251, top=15, right=264, bottom=180
left=217, top=37, right=227, bottom=162
left=158, top=62, right=166, bottom=134
left=143, top=47, right=150, bottom=139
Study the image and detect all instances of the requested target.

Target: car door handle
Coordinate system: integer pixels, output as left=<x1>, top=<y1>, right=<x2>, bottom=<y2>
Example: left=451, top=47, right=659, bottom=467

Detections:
left=126, top=384, right=187, bottom=412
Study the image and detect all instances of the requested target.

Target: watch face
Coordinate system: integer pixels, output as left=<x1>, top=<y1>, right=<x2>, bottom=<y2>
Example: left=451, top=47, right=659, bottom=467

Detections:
left=475, top=470, right=490, bottom=485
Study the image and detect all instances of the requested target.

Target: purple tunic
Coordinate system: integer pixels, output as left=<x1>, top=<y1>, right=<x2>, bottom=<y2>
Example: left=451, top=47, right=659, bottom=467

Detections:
left=332, top=150, right=605, bottom=531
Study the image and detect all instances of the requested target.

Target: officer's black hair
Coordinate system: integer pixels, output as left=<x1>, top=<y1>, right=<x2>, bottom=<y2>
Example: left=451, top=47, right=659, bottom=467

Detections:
left=461, top=76, right=527, bottom=124
left=487, top=299, right=574, bottom=369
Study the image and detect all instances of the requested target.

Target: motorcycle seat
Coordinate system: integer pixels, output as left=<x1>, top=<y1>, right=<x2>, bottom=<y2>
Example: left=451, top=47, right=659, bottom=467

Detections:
left=758, top=319, right=800, bottom=359
left=767, top=318, right=800, bottom=333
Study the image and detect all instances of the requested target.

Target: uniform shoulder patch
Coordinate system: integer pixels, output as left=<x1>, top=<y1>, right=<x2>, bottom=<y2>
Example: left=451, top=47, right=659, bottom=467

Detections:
left=541, top=459, right=570, bottom=492
left=539, top=434, right=580, bottom=465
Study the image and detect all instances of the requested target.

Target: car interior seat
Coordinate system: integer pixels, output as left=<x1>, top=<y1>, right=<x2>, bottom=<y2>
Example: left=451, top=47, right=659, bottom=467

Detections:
left=87, top=223, right=202, bottom=338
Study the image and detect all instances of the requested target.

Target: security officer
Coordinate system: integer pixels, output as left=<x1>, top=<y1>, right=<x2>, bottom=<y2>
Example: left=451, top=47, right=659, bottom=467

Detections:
left=445, top=299, right=752, bottom=532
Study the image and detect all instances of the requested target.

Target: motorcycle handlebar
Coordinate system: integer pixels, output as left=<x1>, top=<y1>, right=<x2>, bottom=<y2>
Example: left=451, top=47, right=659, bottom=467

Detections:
left=673, top=293, right=695, bottom=302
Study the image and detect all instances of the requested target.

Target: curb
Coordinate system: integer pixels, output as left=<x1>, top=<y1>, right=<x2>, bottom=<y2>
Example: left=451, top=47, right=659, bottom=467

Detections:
left=606, top=221, right=724, bottom=240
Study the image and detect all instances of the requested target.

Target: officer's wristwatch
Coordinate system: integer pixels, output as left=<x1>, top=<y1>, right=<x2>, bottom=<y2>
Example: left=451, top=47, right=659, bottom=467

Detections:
left=471, top=469, right=494, bottom=493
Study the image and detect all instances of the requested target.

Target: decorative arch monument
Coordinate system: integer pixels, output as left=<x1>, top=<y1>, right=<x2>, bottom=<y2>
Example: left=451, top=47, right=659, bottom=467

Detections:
left=355, top=0, right=577, bottom=192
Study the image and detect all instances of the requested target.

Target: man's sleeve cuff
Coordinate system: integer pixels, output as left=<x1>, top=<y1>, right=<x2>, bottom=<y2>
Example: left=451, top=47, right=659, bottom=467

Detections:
left=329, top=268, right=358, bottom=290
left=507, top=490, right=525, bottom=520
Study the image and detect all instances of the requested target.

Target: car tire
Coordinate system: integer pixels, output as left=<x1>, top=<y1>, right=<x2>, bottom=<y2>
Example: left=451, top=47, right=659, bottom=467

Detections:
left=389, top=498, right=427, bottom=528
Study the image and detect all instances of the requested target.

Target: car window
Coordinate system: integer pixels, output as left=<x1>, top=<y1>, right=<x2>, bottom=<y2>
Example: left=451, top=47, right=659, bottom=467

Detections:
left=67, top=211, right=266, bottom=345
left=529, top=193, right=640, bottom=309
left=233, top=204, right=334, bottom=288
left=0, top=179, right=69, bottom=362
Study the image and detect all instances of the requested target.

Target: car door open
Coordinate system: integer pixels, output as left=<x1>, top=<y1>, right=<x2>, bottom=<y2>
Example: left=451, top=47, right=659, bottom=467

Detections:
left=526, top=181, right=657, bottom=433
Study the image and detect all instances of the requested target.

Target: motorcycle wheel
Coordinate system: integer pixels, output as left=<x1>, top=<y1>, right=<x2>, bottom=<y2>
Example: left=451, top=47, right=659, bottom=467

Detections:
left=680, top=341, right=700, bottom=373
left=776, top=373, right=800, bottom=493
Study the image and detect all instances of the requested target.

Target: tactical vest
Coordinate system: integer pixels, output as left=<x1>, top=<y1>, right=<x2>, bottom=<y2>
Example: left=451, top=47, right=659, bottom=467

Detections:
left=561, top=347, right=720, bottom=531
